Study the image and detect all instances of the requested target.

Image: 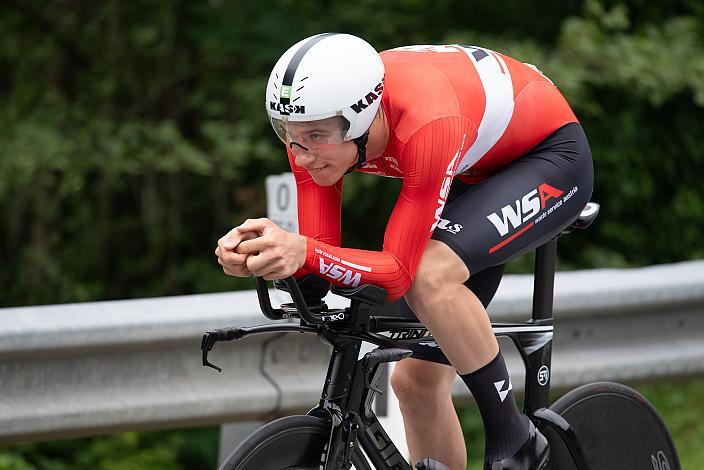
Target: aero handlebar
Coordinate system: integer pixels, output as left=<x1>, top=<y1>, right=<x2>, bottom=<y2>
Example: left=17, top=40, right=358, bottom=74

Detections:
left=255, top=276, right=324, bottom=324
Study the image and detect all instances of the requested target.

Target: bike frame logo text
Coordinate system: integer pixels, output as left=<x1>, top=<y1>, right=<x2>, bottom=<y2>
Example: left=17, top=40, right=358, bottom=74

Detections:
left=537, top=366, right=550, bottom=386
left=365, top=421, right=407, bottom=468
left=651, top=451, right=672, bottom=470
left=388, top=329, right=431, bottom=340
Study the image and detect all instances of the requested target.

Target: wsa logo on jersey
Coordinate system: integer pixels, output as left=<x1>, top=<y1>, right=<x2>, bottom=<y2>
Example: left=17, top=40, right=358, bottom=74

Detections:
left=319, top=259, right=362, bottom=287
left=486, top=183, right=564, bottom=236
left=430, top=144, right=464, bottom=233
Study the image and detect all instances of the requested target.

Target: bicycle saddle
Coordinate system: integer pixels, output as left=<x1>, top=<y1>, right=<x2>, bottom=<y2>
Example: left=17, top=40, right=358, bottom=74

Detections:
left=563, top=201, right=600, bottom=234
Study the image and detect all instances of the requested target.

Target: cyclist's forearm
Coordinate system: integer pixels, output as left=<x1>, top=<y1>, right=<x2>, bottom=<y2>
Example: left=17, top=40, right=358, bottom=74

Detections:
left=303, top=238, right=412, bottom=300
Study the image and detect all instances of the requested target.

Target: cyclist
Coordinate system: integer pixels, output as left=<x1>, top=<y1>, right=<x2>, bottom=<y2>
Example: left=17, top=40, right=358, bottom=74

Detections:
left=216, top=33, right=593, bottom=470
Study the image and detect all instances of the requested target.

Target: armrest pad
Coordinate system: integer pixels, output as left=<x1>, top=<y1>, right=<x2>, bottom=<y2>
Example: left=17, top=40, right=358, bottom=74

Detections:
left=331, top=284, right=388, bottom=306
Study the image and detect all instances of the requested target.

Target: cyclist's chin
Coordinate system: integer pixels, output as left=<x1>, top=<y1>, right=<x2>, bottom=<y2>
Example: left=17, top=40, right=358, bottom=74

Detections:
left=308, top=166, right=343, bottom=186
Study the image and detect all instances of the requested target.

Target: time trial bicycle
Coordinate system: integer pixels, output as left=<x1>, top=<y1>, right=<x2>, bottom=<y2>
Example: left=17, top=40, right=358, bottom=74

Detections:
left=202, top=202, right=680, bottom=470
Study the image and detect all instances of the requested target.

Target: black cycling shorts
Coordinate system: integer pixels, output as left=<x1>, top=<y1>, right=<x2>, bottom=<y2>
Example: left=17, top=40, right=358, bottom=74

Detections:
left=432, top=121, right=594, bottom=274
left=397, top=122, right=594, bottom=364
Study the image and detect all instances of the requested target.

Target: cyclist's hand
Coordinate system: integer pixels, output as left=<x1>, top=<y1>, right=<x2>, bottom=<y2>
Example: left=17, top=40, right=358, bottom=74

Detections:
left=215, top=228, right=257, bottom=277
left=235, top=218, right=307, bottom=280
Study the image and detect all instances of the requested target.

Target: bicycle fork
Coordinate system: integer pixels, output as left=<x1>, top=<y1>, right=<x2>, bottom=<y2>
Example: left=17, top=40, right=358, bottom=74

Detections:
left=307, top=329, right=413, bottom=470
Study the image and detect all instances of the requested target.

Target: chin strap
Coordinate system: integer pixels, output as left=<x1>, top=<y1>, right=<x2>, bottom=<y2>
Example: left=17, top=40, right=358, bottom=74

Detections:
left=344, top=131, right=370, bottom=175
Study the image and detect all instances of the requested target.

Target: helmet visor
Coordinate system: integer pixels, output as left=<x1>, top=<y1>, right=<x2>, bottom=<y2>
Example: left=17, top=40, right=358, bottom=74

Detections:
left=270, top=115, right=350, bottom=150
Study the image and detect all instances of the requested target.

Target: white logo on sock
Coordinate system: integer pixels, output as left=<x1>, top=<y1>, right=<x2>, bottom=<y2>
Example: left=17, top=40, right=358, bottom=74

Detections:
left=494, top=378, right=513, bottom=402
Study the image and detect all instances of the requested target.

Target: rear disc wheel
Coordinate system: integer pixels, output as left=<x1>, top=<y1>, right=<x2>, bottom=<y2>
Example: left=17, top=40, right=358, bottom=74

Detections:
left=544, top=382, right=679, bottom=470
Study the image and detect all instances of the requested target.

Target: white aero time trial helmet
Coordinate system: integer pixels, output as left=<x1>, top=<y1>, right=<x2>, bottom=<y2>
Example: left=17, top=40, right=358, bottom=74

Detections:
left=266, top=33, right=384, bottom=155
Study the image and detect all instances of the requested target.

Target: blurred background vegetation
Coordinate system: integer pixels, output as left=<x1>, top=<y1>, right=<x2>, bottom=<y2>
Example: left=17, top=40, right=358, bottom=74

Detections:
left=1, top=0, right=703, bottom=468
left=2, top=0, right=703, bottom=308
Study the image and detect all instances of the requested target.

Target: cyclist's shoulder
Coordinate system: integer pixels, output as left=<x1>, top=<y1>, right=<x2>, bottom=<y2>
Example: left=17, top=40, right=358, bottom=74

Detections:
left=380, top=45, right=475, bottom=91
left=380, top=45, right=484, bottom=142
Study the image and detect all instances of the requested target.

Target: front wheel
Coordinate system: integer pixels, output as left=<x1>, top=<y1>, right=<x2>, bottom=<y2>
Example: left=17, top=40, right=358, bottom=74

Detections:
left=544, top=382, right=680, bottom=470
left=219, top=415, right=372, bottom=470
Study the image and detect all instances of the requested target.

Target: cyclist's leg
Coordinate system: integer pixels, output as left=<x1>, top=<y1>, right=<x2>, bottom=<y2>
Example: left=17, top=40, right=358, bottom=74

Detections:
left=391, top=359, right=465, bottom=469
left=407, top=239, right=530, bottom=465
left=412, top=122, right=594, bottom=371
left=391, top=265, right=504, bottom=469
left=405, top=122, right=593, bottom=465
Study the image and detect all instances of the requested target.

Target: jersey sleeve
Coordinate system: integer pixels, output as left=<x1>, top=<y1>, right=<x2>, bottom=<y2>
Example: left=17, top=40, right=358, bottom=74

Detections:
left=300, top=116, right=475, bottom=300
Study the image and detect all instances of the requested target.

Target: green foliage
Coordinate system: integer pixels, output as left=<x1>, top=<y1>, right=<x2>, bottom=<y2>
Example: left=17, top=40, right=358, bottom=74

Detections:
left=447, top=1, right=704, bottom=270
left=0, top=427, right=218, bottom=470
left=639, top=379, right=704, bottom=470
left=0, top=2, right=701, bottom=302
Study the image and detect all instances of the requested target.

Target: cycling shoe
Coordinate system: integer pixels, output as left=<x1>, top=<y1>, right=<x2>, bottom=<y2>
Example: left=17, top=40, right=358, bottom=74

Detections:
left=484, top=421, right=549, bottom=470
left=415, top=457, right=451, bottom=470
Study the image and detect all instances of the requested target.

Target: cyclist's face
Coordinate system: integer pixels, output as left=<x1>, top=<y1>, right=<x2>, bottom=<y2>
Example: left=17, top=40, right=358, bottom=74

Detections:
left=273, top=116, right=356, bottom=185
left=290, top=138, right=357, bottom=186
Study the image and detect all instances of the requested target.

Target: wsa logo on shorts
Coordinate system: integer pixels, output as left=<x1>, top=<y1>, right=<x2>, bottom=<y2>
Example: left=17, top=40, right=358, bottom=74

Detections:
left=486, top=183, right=563, bottom=236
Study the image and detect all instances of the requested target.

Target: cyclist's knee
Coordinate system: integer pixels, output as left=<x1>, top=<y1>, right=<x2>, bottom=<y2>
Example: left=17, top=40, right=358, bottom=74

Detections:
left=391, top=358, right=455, bottom=408
left=407, top=240, right=468, bottom=309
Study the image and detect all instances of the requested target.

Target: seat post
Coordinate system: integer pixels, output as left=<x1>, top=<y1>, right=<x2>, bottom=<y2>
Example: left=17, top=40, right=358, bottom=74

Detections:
left=532, top=238, right=557, bottom=321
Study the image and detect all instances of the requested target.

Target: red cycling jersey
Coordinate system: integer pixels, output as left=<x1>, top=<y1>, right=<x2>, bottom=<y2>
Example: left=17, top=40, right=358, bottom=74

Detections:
left=289, top=45, right=577, bottom=300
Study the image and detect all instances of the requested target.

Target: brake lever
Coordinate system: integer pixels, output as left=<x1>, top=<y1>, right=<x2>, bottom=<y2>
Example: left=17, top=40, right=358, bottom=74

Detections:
left=201, top=328, right=246, bottom=373
left=201, top=332, right=222, bottom=372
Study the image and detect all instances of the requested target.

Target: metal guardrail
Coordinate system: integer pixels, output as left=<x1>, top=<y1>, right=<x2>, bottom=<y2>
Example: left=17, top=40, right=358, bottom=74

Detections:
left=1, top=260, right=703, bottom=444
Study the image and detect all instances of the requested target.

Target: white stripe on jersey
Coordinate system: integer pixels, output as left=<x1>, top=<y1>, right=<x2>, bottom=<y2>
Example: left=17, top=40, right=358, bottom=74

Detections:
left=340, top=259, right=373, bottom=272
left=456, top=46, right=515, bottom=174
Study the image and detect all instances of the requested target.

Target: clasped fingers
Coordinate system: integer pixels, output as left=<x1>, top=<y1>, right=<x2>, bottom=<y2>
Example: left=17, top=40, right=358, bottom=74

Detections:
left=215, top=244, right=252, bottom=277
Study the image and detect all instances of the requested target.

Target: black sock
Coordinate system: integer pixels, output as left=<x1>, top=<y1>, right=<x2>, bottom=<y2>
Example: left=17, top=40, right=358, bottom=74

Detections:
left=459, top=352, right=530, bottom=461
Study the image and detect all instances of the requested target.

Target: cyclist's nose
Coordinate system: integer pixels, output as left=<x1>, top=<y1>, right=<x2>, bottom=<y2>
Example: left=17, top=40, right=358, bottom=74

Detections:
left=293, top=147, right=317, bottom=168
